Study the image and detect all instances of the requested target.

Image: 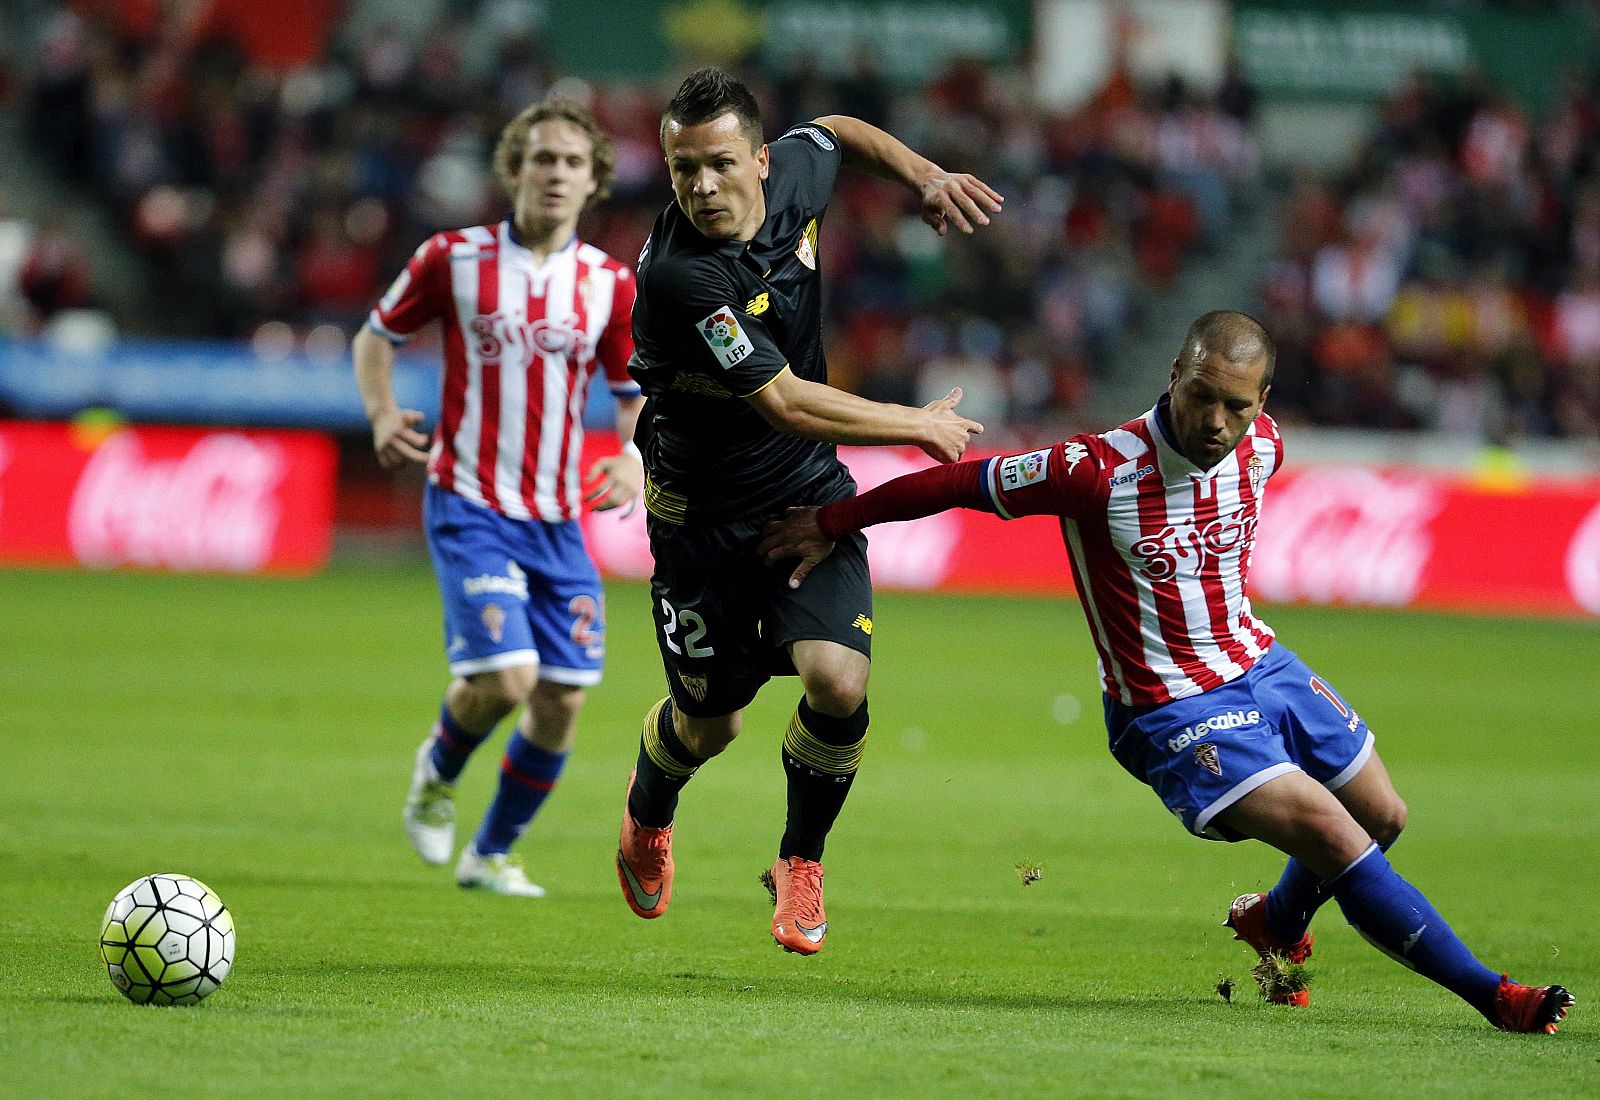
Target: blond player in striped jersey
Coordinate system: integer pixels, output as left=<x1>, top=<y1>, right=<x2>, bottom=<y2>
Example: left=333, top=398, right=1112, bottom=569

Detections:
left=354, top=97, right=644, bottom=898
left=759, top=311, right=1574, bottom=1034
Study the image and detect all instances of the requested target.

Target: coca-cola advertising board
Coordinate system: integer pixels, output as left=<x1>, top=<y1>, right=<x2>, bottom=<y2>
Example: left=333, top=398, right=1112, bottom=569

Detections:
left=0, top=421, right=336, bottom=574
left=577, top=435, right=1600, bottom=619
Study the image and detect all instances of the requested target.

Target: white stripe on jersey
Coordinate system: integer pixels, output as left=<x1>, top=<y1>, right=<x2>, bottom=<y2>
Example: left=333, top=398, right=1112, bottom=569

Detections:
left=1113, top=445, right=1203, bottom=702
left=1063, top=516, right=1131, bottom=705
left=493, top=247, right=534, bottom=520
left=533, top=246, right=578, bottom=520
left=1164, top=460, right=1249, bottom=688
left=448, top=239, right=487, bottom=507
left=1213, top=436, right=1272, bottom=664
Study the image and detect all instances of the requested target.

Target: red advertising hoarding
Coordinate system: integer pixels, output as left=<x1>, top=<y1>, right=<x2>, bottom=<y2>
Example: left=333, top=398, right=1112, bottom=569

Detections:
left=0, top=421, right=336, bottom=574
left=577, top=435, right=1600, bottom=619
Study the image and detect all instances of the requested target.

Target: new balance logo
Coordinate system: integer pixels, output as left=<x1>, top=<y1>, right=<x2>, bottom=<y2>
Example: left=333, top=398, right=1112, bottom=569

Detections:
left=852, top=614, right=873, bottom=635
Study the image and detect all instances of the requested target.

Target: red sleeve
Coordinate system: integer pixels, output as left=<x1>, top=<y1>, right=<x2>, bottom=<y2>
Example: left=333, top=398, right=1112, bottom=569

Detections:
left=981, top=438, right=1103, bottom=519
left=816, top=460, right=988, bottom=537
left=368, top=233, right=450, bottom=342
left=595, top=265, right=640, bottom=393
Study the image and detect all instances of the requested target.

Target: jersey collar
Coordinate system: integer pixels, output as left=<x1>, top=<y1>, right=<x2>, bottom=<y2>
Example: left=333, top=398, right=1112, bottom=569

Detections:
left=502, top=216, right=577, bottom=263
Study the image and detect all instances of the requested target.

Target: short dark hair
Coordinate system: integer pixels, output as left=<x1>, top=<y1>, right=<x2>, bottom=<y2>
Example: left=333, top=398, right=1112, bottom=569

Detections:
left=1178, top=310, right=1276, bottom=391
left=660, top=66, right=763, bottom=150
left=494, top=96, right=615, bottom=206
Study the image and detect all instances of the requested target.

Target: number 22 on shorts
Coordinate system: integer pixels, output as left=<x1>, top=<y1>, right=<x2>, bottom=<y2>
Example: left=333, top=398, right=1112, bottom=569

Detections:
left=660, top=598, right=714, bottom=657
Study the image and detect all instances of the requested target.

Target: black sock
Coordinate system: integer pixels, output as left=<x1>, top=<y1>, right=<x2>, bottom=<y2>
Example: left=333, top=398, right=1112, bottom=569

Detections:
left=628, top=697, right=702, bottom=828
left=779, top=697, right=868, bottom=862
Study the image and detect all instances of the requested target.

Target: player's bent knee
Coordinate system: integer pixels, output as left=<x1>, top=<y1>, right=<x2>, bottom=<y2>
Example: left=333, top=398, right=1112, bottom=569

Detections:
left=805, top=677, right=866, bottom=717
left=467, top=665, right=538, bottom=713
left=1302, top=814, right=1376, bottom=874
left=799, top=658, right=869, bottom=717
left=534, top=681, right=585, bottom=717
left=1372, top=798, right=1407, bottom=848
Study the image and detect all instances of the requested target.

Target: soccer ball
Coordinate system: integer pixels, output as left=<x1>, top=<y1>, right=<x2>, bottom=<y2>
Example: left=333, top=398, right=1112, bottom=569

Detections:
left=99, top=873, right=236, bottom=1005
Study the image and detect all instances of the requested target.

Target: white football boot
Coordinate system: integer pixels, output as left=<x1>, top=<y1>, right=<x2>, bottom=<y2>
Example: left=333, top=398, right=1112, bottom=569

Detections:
left=455, top=845, right=547, bottom=898
left=403, top=736, right=456, bottom=866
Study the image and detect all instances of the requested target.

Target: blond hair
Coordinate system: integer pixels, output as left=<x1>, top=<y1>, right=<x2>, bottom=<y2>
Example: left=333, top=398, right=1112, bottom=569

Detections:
left=493, top=96, right=615, bottom=207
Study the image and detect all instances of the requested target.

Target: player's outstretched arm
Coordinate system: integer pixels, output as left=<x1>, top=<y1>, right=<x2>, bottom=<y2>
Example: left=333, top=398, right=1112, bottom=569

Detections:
left=760, top=460, right=989, bottom=588
left=814, top=114, right=1004, bottom=236
left=747, top=372, right=982, bottom=462
left=353, top=325, right=429, bottom=469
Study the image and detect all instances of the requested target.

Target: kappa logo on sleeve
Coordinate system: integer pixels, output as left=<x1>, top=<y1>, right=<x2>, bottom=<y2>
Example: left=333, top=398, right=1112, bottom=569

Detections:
left=697, top=307, right=756, bottom=369
left=1064, top=441, right=1089, bottom=473
left=998, top=449, right=1052, bottom=492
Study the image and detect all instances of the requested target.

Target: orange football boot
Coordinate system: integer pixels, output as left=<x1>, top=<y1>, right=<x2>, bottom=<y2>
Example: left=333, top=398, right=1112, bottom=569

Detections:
left=770, top=856, right=828, bottom=955
left=616, top=770, right=674, bottom=919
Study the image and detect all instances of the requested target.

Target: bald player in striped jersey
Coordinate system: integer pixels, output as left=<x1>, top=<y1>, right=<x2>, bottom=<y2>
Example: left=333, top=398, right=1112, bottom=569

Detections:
left=759, top=310, right=1574, bottom=1034
left=354, top=96, right=644, bottom=898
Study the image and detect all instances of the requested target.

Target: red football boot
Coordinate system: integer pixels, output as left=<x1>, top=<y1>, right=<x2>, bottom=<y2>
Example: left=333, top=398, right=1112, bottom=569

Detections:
left=1491, top=976, right=1575, bottom=1034
left=1226, top=892, right=1314, bottom=1006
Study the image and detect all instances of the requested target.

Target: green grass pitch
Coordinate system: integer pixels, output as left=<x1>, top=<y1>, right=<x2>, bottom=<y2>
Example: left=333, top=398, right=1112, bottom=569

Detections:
left=1, top=563, right=1595, bottom=1097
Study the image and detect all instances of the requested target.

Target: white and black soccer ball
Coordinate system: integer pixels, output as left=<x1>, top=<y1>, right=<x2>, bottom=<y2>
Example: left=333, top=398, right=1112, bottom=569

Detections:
left=99, top=873, right=235, bottom=1005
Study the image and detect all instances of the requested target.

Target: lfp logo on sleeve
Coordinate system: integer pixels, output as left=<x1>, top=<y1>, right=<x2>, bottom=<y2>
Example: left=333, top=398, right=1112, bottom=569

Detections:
left=998, top=449, right=1052, bottom=492
left=698, top=308, right=755, bottom=369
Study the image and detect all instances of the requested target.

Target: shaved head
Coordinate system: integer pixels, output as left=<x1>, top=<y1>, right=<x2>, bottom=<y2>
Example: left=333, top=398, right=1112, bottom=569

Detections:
left=1177, top=310, right=1275, bottom=392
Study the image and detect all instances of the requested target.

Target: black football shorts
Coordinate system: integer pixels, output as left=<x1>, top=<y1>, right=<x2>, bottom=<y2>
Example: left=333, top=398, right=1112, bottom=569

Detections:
left=645, top=472, right=873, bottom=717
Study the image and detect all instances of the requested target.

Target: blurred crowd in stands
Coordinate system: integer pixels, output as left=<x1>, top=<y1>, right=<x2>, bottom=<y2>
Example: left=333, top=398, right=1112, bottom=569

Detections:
left=5, top=3, right=1598, bottom=442
left=4, top=3, right=1258, bottom=440
left=1259, top=70, right=1600, bottom=441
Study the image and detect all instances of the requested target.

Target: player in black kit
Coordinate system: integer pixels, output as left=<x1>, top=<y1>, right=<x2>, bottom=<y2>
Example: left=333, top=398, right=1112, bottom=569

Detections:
left=615, top=67, right=1003, bottom=954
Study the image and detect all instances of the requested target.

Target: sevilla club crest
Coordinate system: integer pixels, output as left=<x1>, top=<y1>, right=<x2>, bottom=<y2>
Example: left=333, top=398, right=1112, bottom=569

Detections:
left=678, top=671, right=709, bottom=703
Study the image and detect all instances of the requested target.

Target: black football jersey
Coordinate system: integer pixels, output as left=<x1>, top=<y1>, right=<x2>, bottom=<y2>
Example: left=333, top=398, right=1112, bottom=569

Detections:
left=630, top=123, right=846, bottom=523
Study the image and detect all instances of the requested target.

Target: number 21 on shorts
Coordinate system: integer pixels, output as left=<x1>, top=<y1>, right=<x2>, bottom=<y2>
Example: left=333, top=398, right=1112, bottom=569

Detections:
left=660, top=598, right=714, bottom=657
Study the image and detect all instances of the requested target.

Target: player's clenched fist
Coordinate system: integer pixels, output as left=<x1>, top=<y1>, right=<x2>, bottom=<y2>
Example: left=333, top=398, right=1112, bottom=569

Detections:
left=919, top=386, right=983, bottom=463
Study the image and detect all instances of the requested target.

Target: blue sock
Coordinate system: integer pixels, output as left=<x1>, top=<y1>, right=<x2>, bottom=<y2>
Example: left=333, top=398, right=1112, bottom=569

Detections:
left=1266, top=837, right=1396, bottom=943
left=1264, top=857, right=1324, bottom=943
left=1328, top=844, right=1501, bottom=1015
left=429, top=702, right=493, bottom=782
left=472, top=732, right=567, bottom=856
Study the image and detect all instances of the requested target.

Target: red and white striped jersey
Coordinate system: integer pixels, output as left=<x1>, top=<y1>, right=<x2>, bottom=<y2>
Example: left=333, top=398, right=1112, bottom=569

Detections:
left=367, top=220, right=640, bottom=522
left=981, top=401, right=1284, bottom=706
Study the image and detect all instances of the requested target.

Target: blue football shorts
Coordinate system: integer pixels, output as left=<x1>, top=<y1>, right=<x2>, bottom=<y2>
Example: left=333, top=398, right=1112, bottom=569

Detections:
left=424, top=483, right=606, bottom=685
left=1102, top=642, right=1375, bottom=841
